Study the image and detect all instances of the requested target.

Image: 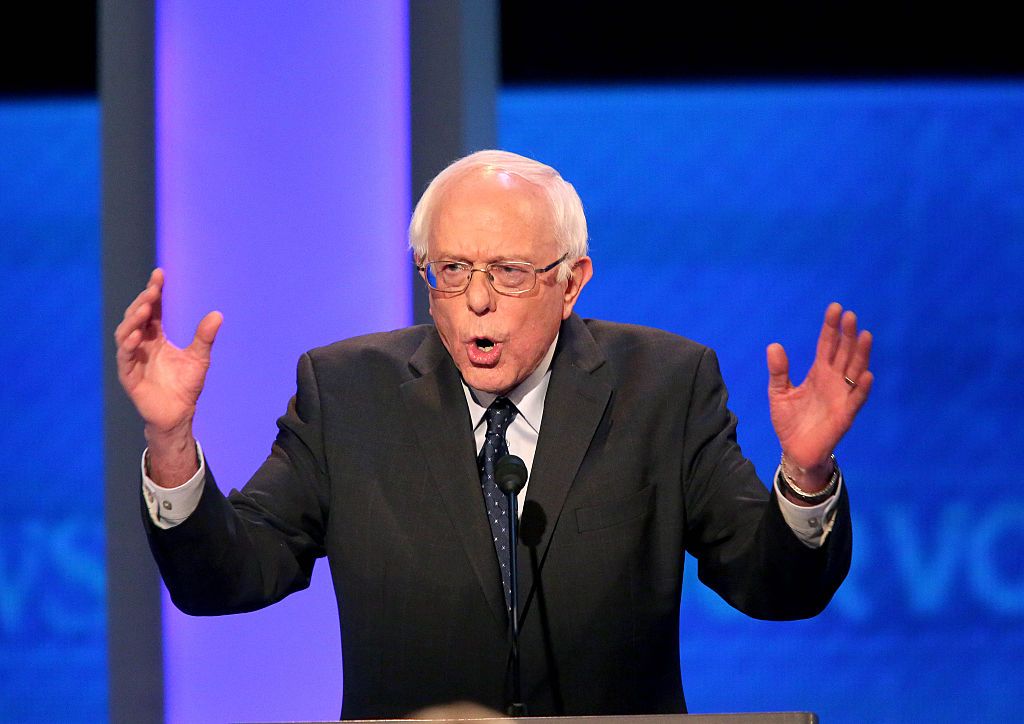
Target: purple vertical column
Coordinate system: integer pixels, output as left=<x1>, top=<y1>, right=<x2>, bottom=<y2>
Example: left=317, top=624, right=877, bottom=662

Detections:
left=155, top=3, right=409, bottom=721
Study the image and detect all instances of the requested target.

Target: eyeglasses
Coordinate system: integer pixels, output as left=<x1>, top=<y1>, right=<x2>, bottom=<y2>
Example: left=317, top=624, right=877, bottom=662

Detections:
left=417, top=254, right=568, bottom=296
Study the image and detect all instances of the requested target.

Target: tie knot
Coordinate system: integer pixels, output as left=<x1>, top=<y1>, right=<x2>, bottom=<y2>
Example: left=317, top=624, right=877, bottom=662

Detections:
left=484, top=397, right=518, bottom=436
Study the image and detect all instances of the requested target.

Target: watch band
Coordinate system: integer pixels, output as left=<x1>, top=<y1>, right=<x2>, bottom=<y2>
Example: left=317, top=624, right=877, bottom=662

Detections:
left=778, top=452, right=839, bottom=504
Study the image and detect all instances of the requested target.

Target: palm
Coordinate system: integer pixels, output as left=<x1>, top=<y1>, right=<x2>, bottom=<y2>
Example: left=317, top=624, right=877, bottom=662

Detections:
left=115, top=269, right=222, bottom=434
left=767, top=303, right=873, bottom=470
left=122, top=328, right=210, bottom=429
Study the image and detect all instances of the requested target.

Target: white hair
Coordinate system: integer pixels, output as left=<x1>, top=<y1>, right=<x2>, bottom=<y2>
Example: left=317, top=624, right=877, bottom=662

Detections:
left=408, top=149, right=588, bottom=282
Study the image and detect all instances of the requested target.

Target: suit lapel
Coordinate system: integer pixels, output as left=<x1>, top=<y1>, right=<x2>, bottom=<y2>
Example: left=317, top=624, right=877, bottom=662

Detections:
left=400, top=330, right=508, bottom=626
left=519, top=315, right=612, bottom=607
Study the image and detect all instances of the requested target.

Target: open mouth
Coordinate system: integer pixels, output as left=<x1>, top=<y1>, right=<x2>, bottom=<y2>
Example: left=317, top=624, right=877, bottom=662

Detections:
left=467, top=337, right=502, bottom=365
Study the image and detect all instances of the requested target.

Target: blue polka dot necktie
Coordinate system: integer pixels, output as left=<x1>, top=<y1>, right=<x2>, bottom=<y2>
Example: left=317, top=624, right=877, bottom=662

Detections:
left=479, top=397, right=518, bottom=613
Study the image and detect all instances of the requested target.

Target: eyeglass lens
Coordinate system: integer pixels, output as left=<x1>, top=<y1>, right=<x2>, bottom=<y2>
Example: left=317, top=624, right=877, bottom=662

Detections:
left=426, top=262, right=535, bottom=293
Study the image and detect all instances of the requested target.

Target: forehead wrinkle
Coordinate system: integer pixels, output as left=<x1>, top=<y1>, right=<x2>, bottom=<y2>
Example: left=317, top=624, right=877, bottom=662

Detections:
left=430, top=252, right=541, bottom=266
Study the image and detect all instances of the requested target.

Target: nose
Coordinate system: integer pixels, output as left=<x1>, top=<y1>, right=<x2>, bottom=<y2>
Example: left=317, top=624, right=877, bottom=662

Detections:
left=464, top=268, right=496, bottom=314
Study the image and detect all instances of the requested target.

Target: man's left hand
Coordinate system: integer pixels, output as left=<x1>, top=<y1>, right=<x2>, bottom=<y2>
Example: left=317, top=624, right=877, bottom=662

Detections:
left=766, top=302, right=874, bottom=491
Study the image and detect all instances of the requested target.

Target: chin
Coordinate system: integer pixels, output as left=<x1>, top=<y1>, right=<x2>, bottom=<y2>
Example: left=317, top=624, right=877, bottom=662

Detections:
left=461, top=366, right=514, bottom=396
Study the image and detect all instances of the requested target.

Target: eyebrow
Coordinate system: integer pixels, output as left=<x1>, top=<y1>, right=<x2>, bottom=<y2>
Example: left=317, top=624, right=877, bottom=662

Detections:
left=430, top=252, right=538, bottom=264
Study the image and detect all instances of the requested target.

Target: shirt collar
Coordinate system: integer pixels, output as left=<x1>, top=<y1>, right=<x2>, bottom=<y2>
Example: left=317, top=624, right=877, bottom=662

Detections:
left=462, top=334, right=558, bottom=434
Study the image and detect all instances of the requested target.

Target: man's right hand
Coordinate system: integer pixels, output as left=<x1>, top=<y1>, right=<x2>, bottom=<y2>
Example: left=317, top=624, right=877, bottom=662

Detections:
left=115, top=268, right=222, bottom=487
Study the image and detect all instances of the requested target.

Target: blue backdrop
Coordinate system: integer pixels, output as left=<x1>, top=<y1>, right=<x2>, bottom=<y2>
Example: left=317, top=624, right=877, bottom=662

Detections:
left=3, top=82, right=1023, bottom=722
left=0, top=100, right=104, bottom=723
left=500, top=82, right=1024, bottom=722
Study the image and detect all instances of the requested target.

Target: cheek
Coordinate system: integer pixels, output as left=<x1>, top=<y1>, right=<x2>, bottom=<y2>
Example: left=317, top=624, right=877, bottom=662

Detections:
left=428, top=300, right=457, bottom=349
left=511, top=302, right=560, bottom=358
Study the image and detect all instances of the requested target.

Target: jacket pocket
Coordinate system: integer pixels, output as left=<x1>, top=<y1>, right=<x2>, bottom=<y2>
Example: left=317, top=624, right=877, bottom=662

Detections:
left=575, top=484, right=654, bottom=533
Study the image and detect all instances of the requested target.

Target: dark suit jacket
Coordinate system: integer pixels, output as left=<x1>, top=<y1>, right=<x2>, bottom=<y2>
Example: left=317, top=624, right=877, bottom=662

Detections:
left=146, top=314, right=851, bottom=719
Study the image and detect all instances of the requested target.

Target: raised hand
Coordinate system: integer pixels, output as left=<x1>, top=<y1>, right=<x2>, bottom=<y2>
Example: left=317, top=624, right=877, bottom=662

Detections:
left=114, top=269, right=222, bottom=484
left=766, top=302, right=873, bottom=489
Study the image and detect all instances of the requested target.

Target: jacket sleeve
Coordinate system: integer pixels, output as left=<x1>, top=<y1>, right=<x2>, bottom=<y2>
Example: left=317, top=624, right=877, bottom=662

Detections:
left=681, top=346, right=852, bottom=620
left=143, top=351, right=331, bottom=615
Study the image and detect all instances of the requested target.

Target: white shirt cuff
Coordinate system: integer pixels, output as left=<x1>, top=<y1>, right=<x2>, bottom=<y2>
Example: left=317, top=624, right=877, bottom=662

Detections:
left=141, top=441, right=207, bottom=530
left=774, top=465, right=842, bottom=549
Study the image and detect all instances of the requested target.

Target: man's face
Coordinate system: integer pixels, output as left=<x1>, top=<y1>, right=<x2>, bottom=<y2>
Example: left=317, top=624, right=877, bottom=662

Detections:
left=425, top=169, right=592, bottom=395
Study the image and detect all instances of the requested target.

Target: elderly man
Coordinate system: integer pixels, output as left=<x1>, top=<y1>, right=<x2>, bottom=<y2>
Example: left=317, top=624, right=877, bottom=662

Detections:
left=116, top=150, right=873, bottom=718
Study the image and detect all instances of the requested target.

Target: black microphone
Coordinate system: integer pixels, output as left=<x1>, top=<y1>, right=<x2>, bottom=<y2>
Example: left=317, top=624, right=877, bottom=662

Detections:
left=495, top=455, right=527, bottom=498
left=494, top=454, right=528, bottom=717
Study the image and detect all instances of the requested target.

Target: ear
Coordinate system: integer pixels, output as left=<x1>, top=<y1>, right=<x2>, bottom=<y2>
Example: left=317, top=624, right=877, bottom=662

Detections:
left=414, top=256, right=435, bottom=319
left=561, top=256, right=593, bottom=320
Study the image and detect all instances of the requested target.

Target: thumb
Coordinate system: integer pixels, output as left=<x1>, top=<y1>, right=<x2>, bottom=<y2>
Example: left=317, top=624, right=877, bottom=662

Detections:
left=190, top=310, right=223, bottom=359
left=766, top=342, right=791, bottom=393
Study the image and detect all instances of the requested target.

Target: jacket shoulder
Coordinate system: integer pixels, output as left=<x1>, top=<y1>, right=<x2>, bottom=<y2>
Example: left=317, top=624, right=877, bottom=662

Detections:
left=302, top=325, right=435, bottom=380
left=581, top=318, right=710, bottom=362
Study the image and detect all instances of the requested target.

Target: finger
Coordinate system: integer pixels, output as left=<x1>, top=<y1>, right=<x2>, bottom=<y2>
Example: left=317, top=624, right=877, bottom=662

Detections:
left=121, top=268, right=164, bottom=326
left=122, top=282, right=156, bottom=323
left=148, top=268, right=164, bottom=326
left=815, top=302, right=843, bottom=364
left=114, top=302, right=152, bottom=346
left=844, top=329, right=873, bottom=381
left=766, top=342, right=792, bottom=392
left=117, top=302, right=157, bottom=347
left=115, top=328, right=143, bottom=385
left=833, top=310, right=859, bottom=370
left=116, top=327, right=143, bottom=364
left=847, top=369, right=874, bottom=415
left=188, top=311, right=223, bottom=359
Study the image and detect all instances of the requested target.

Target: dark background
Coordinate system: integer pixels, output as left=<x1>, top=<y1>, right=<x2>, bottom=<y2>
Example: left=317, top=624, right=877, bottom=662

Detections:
left=2, top=2, right=1022, bottom=96
left=501, top=2, right=1023, bottom=83
left=0, top=5, right=98, bottom=94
